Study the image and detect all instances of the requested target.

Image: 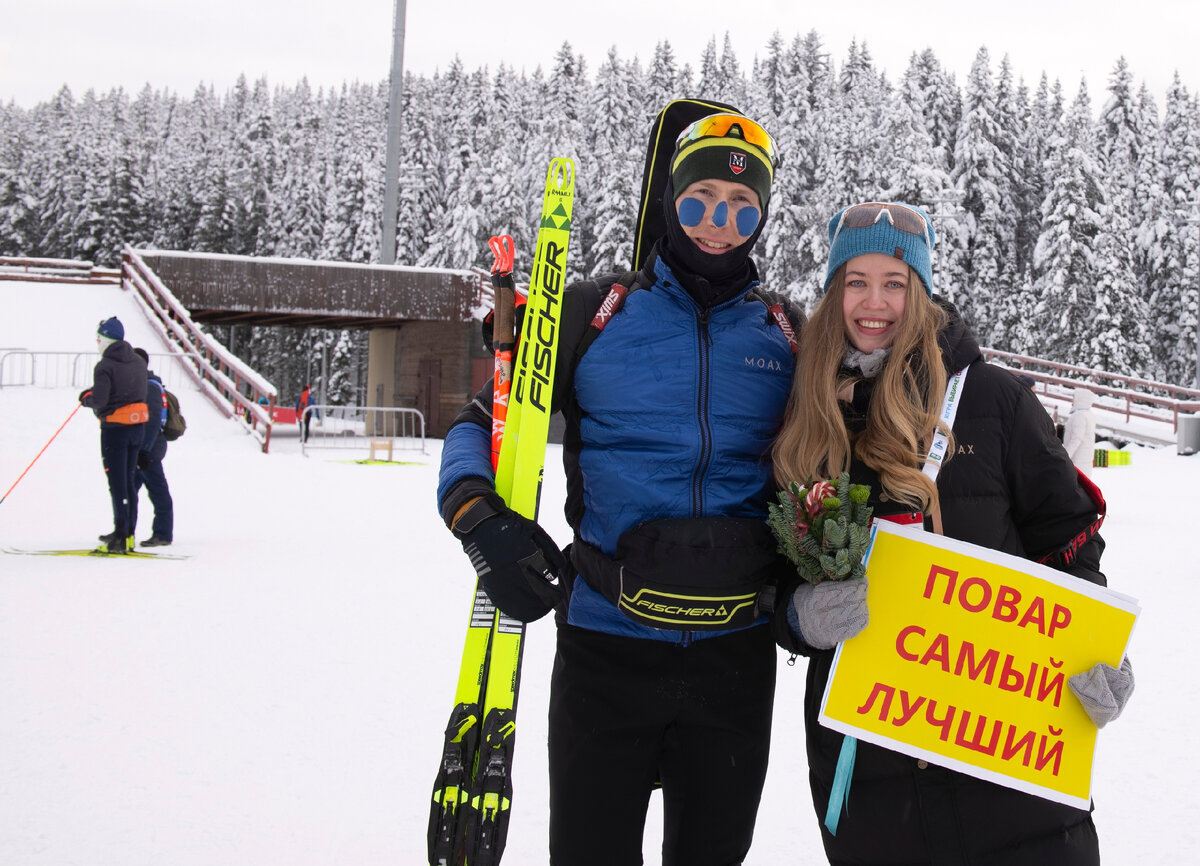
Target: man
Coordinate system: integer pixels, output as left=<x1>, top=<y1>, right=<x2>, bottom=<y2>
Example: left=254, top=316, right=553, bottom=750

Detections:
left=80, top=317, right=148, bottom=553
left=132, top=347, right=174, bottom=547
left=437, top=109, right=796, bottom=865
left=295, top=383, right=314, bottom=442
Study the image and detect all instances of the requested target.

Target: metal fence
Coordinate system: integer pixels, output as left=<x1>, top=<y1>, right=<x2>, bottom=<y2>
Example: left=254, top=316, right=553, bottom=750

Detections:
left=299, top=405, right=426, bottom=458
left=0, top=350, right=195, bottom=391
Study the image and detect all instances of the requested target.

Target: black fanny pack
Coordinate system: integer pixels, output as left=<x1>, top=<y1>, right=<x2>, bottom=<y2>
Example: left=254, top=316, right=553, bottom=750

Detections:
left=571, top=516, right=782, bottom=631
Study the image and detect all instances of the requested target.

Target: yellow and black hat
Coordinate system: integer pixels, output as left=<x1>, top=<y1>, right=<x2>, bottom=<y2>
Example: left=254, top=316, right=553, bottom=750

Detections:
left=670, top=113, right=778, bottom=207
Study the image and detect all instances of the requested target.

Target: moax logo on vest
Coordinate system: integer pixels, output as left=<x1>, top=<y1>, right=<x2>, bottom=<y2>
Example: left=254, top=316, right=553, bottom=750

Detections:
left=744, top=356, right=785, bottom=371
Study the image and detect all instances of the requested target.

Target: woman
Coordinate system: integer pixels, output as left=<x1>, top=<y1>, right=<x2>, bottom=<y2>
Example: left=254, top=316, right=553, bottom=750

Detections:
left=770, top=202, right=1133, bottom=864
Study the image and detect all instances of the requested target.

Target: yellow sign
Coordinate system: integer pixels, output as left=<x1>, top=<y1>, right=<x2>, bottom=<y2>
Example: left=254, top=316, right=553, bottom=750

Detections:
left=819, top=521, right=1139, bottom=809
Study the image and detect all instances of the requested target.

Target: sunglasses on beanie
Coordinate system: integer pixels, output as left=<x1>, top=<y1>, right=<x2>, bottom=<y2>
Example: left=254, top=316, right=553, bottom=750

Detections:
left=830, top=203, right=932, bottom=250
left=675, top=113, right=780, bottom=168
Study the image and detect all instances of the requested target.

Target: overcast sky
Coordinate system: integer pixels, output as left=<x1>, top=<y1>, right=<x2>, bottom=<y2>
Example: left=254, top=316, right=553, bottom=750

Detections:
left=2, top=1, right=1195, bottom=111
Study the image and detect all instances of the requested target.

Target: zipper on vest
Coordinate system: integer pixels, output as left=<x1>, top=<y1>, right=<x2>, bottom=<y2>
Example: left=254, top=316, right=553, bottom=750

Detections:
left=691, top=306, right=714, bottom=515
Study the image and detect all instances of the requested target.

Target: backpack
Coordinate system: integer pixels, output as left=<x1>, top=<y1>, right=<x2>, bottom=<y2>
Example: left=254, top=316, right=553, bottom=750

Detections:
left=163, top=389, right=187, bottom=441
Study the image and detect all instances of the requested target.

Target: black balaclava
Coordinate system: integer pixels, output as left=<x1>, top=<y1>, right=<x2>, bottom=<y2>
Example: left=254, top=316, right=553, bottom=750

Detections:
left=658, top=175, right=770, bottom=309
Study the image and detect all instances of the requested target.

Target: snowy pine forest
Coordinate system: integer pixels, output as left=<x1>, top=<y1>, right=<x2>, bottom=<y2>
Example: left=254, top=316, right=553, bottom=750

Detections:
left=3, top=32, right=1200, bottom=390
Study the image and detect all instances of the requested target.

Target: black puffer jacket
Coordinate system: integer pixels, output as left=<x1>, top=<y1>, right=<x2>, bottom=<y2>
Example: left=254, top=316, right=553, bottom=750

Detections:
left=82, top=341, right=148, bottom=427
left=775, top=301, right=1104, bottom=865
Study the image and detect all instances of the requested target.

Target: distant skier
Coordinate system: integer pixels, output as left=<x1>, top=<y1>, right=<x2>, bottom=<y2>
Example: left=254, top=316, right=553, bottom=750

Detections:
left=80, top=317, right=148, bottom=553
left=295, top=384, right=314, bottom=442
left=131, top=347, right=174, bottom=547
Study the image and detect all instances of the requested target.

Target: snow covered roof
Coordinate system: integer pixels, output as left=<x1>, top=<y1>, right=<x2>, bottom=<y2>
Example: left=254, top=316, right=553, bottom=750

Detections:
left=135, top=250, right=487, bottom=328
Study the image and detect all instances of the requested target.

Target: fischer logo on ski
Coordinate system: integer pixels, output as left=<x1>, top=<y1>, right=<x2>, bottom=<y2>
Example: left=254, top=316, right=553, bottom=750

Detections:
left=513, top=239, right=566, bottom=414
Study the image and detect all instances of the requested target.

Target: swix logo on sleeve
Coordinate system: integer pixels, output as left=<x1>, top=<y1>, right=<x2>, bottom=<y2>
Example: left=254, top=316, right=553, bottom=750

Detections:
left=729, top=152, right=747, bottom=175
left=589, top=283, right=629, bottom=330
left=768, top=303, right=799, bottom=353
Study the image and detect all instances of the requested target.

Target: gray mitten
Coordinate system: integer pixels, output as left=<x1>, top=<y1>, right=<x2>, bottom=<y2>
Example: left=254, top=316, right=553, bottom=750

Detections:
left=1068, top=656, right=1135, bottom=728
left=788, top=579, right=869, bottom=650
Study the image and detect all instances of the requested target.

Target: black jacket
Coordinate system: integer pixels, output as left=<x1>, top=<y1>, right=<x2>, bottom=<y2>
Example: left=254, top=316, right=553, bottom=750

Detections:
left=82, top=341, right=148, bottom=428
left=776, top=301, right=1104, bottom=865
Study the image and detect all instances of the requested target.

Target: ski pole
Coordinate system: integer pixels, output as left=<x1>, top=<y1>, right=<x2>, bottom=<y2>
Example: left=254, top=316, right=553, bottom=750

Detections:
left=488, top=234, right=516, bottom=471
left=0, top=402, right=83, bottom=505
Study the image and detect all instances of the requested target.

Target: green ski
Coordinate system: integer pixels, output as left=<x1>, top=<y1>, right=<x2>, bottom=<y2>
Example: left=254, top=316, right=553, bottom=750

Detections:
left=2, top=546, right=190, bottom=560
left=428, top=157, right=576, bottom=866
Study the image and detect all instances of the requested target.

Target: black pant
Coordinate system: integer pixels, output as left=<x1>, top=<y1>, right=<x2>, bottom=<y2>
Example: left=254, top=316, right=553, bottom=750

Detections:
left=133, top=453, right=173, bottom=541
left=547, top=624, right=776, bottom=866
left=99, top=424, right=141, bottom=537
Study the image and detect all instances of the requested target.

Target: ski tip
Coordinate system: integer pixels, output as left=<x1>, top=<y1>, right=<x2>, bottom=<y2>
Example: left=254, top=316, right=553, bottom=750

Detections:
left=547, top=157, right=575, bottom=191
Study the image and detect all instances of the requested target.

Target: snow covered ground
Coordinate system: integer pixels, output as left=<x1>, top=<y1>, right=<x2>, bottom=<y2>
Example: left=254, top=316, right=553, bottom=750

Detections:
left=0, top=279, right=1195, bottom=864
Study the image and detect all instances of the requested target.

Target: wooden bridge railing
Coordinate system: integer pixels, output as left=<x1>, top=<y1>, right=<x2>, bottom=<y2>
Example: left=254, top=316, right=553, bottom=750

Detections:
left=0, top=256, right=120, bottom=285
left=983, top=348, right=1200, bottom=441
left=122, top=246, right=278, bottom=452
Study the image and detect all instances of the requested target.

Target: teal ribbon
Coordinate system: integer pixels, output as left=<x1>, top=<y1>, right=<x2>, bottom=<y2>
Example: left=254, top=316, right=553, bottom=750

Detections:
left=824, top=735, right=857, bottom=835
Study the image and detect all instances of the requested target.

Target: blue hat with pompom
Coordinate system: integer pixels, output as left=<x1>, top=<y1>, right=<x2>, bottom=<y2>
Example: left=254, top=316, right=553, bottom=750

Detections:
left=97, top=316, right=124, bottom=341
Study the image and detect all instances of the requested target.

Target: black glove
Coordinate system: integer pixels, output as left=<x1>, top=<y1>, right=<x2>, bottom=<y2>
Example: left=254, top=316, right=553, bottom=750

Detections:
left=137, top=451, right=151, bottom=470
left=451, top=492, right=567, bottom=622
left=78, top=389, right=93, bottom=405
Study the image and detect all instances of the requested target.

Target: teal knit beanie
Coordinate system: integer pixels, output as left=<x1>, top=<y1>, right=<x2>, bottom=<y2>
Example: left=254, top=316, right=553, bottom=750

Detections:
left=824, top=202, right=935, bottom=296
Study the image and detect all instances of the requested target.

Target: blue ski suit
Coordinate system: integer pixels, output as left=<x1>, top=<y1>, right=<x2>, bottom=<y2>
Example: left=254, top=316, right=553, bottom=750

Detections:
left=437, top=248, right=798, bottom=864
left=438, top=252, right=796, bottom=641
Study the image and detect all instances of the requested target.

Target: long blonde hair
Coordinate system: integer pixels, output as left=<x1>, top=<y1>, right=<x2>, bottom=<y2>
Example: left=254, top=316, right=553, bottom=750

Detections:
left=772, top=264, right=950, bottom=511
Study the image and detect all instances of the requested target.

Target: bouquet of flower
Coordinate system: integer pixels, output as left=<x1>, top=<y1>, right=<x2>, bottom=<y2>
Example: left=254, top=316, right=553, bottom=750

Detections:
left=767, top=472, right=874, bottom=584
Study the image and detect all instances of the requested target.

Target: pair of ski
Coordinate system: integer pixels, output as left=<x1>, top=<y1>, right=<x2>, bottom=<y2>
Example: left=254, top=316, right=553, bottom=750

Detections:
left=2, top=546, right=189, bottom=560
left=428, top=157, right=576, bottom=866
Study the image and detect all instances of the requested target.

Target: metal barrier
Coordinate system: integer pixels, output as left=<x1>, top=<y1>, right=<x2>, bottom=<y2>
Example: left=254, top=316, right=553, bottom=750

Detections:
left=299, top=405, right=426, bottom=458
left=0, top=350, right=194, bottom=390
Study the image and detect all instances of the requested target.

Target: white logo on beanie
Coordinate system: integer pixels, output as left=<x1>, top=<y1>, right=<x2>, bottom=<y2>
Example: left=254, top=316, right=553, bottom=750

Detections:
left=729, top=152, right=746, bottom=175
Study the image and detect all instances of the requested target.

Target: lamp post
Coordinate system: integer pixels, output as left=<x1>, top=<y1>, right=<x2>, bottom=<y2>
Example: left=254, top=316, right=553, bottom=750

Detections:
left=380, top=0, right=407, bottom=266
left=927, top=189, right=964, bottom=301
left=1188, top=216, right=1200, bottom=389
